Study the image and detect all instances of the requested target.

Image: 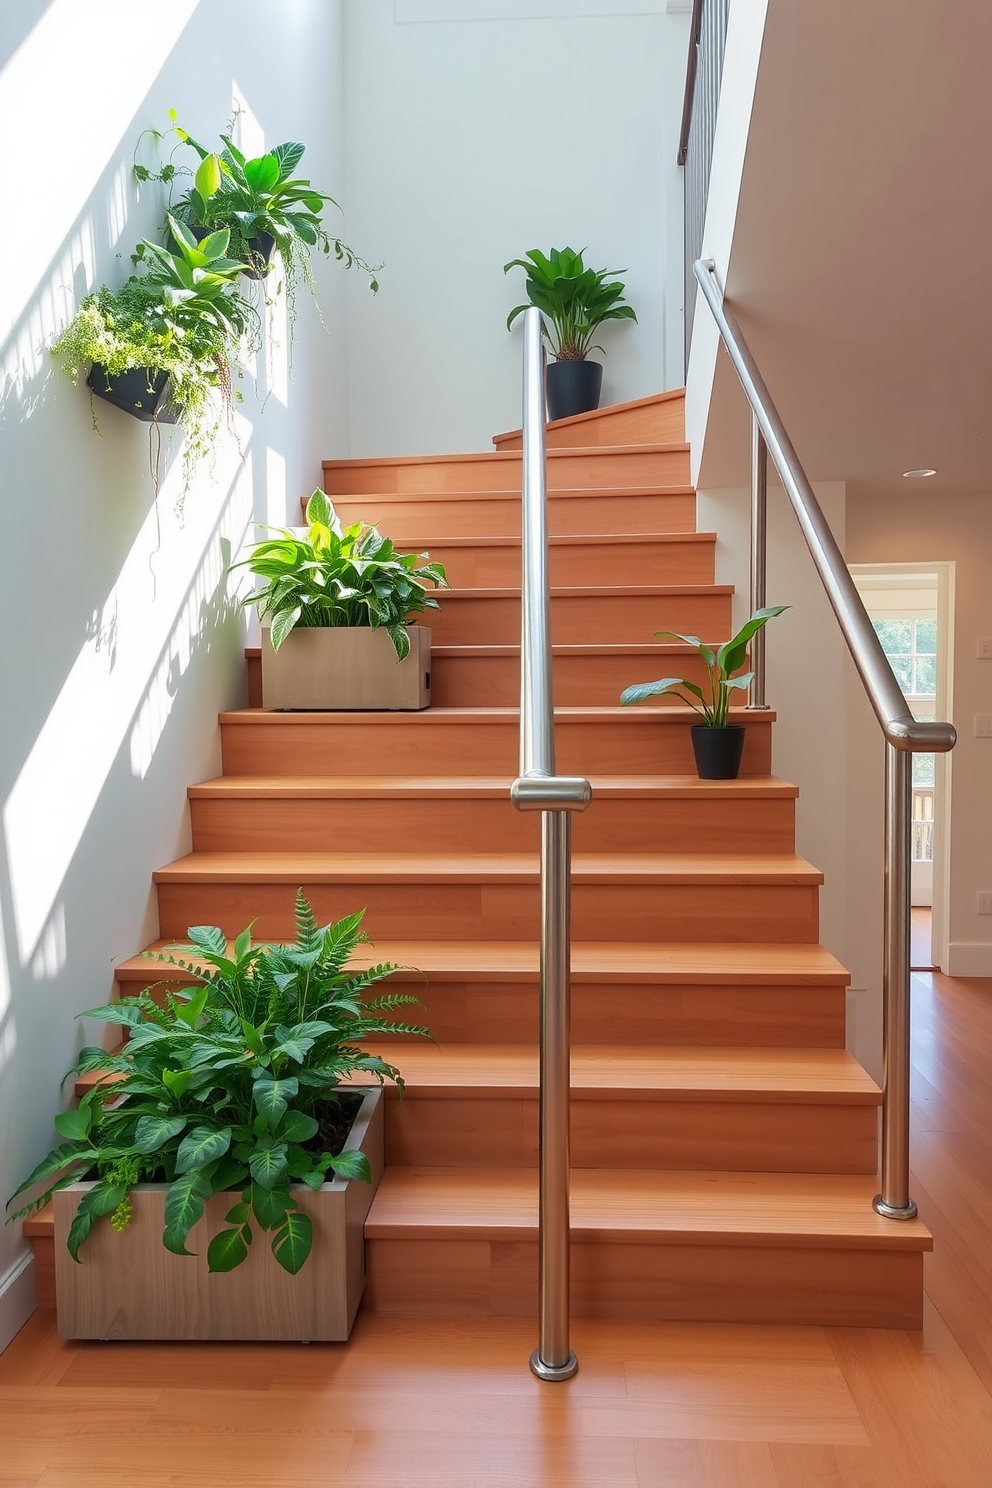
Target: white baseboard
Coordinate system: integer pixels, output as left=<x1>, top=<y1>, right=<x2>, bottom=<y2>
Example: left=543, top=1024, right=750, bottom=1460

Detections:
left=0, top=1251, right=36, bottom=1355
left=946, top=942, right=992, bottom=978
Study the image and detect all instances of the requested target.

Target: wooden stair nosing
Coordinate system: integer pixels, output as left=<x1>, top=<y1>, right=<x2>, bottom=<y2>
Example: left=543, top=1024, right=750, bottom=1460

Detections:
left=318, top=482, right=696, bottom=505
left=217, top=705, right=776, bottom=728
left=392, top=531, right=717, bottom=550
left=322, top=442, right=691, bottom=474
left=186, top=774, right=800, bottom=802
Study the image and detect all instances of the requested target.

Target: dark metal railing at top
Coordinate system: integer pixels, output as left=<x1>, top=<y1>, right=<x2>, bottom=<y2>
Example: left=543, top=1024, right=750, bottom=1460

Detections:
left=680, top=0, right=732, bottom=369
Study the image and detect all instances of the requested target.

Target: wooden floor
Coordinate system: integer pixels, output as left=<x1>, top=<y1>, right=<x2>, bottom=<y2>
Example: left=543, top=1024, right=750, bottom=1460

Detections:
left=3, top=960, right=992, bottom=1485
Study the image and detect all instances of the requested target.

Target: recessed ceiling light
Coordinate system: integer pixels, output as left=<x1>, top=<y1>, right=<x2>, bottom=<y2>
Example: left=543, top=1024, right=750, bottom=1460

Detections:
left=902, top=468, right=937, bottom=478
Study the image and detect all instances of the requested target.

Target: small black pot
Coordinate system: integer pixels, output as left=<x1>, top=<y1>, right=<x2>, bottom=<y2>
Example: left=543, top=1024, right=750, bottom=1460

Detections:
left=546, top=359, right=603, bottom=421
left=86, top=365, right=179, bottom=424
left=690, top=725, right=746, bottom=780
left=242, top=232, right=276, bottom=280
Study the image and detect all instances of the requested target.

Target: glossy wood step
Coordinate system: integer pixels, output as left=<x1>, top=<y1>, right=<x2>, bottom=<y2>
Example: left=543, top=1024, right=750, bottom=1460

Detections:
left=322, top=485, right=697, bottom=539
left=152, top=850, right=821, bottom=943
left=363, top=1168, right=930, bottom=1327
left=429, top=643, right=719, bottom=708
left=115, top=940, right=849, bottom=1048
left=364, top=1044, right=879, bottom=1174
left=323, top=444, right=690, bottom=494
left=424, top=585, right=732, bottom=647
left=219, top=707, right=775, bottom=779
left=492, top=388, right=686, bottom=451
left=187, top=775, right=798, bottom=856
left=394, top=531, right=715, bottom=588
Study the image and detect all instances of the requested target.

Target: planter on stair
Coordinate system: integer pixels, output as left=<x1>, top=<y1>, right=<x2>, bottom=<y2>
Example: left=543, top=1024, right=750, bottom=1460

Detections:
left=261, top=624, right=432, bottom=710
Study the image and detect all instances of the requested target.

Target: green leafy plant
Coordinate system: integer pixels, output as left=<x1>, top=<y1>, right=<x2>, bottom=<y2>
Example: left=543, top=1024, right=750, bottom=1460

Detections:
left=51, top=219, right=253, bottom=478
left=6, top=892, right=431, bottom=1277
left=235, top=489, right=448, bottom=660
left=504, top=246, right=636, bottom=360
left=619, top=607, right=789, bottom=726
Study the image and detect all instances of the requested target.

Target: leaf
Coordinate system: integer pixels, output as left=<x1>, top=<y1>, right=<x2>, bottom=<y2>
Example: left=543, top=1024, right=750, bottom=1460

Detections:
left=253, top=1076, right=299, bottom=1129
left=269, top=606, right=302, bottom=651
left=207, top=1226, right=249, bottom=1272
left=224, top=1201, right=251, bottom=1225
left=163, top=1172, right=211, bottom=1256
left=278, top=1110, right=319, bottom=1144
left=250, top=1182, right=294, bottom=1230
left=244, top=152, right=281, bottom=194
left=325, top=1150, right=372, bottom=1184
left=195, top=154, right=223, bottom=201
left=175, top=1126, right=232, bottom=1175
left=7, top=1144, right=99, bottom=1208
left=186, top=924, right=227, bottom=956
left=133, top=1114, right=188, bottom=1154
left=174, top=985, right=209, bottom=1028
left=619, top=677, right=703, bottom=707
left=717, top=606, right=789, bottom=676
left=162, top=1067, right=195, bottom=1099
left=249, top=1143, right=289, bottom=1190
left=54, top=1107, right=93, bottom=1143
left=272, top=141, right=306, bottom=180
left=271, top=1210, right=313, bottom=1275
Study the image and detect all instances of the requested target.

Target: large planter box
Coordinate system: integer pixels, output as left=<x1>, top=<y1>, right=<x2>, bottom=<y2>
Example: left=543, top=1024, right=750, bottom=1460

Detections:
left=261, top=626, right=431, bottom=710
left=53, top=1088, right=383, bottom=1342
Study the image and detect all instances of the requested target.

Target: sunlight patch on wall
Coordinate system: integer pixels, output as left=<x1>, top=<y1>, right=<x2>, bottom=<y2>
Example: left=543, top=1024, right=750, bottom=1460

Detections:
left=266, top=447, right=288, bottom=528
left=0, top=0, right=200, bottom=350
left=30, top=905, right=66, bottom=984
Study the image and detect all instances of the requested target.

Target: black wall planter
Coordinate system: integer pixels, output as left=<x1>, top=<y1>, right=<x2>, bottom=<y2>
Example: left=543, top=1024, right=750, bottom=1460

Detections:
left=690, top=724, right=746, bottom=780
left=86, top=365, right=179, bottom=424
left=243, top=232, right=276, bottom=281
left=546, top=359, right=603, bottom=421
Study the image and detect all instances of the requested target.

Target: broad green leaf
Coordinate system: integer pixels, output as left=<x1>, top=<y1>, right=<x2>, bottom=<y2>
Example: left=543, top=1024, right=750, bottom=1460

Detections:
left=224, top=1201, right=250, bottom=1225
left=326, top=1150, right=372, bottom=1184
left=134, top=1114, right=188, bottom=1154
left=207, top=1226, right=249, bottom=1273
left=253, top=1076, right=298, bottom=1129
left=175, top=1126, right=232, bottom=1175
left=278, top=1110, right=319, bottom=1145
left=271, top=1209, right=313, bottom=1275
left=195, top=155, right=223, bottom=201
left=186, top=925, right=227, bottom=956
left=54, top=1107, right=93, bottom=1143
left=162, top=1068, right=194, bottom=1099
left=269, top=606, right=302, bottom=651
left=250, top=1181, right=293, bottom=1230
left=6, top=1143, right=98, bottom=1208
left=174, top=985, right=209, bottom=1028
left=66, top=1197, right=96, bottom=1262
left=249, top=1142, right=288, bottom=1190
left=244, top=152, right=280, bottom=194
left=163, top=1172, right=211, bottom=1255
left=272, top=141, right=306, bottom=180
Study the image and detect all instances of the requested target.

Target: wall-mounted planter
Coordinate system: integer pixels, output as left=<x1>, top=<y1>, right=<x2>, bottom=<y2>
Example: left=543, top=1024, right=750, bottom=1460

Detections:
left=52, top=1088, right=383, bottom=1342
left=261, top=625, right=431, bottom=710
left=86, top=364, right=179, bottom=424
left=243, top=231, right=277, bottom=280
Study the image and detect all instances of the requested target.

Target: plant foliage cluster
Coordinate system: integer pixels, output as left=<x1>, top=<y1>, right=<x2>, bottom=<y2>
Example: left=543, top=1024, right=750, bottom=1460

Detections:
left=7, top=893, right=430, bottom=1277
left=619, top=607, right=789, bottom=727
left=236, top=490, right=448, bottom=660
left=504, top=246, right=636, bottom=360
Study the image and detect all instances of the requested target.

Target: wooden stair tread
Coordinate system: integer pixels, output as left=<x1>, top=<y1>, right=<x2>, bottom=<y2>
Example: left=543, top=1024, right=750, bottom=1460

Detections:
left=187, top=774, right=799, bottom=801
left=492, top=388, right=687, bottom=446
left=315, top=482, right=697, bottom=504
left=115, top=939, right=850, bottom=985
left=352, top=1042, right=880, bottom=1101
left=323, top=443, right=690, bottom=472
left=153, top=851, right=823, bottom=885
left=218, top=705, right=776, bottom=726
left=366, top=1168, right=932, bottom=1250
left=436, top=583, right=733, bottom=599
left=398, top=531, right=716, bottom=548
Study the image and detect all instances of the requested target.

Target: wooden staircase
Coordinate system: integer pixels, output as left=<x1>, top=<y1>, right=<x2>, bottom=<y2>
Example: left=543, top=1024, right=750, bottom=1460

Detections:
left=26, top=388, right=932, bottom=1327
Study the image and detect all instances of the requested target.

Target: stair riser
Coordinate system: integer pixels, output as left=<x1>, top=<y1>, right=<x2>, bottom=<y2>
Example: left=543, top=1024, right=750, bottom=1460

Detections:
left=372, top=981, right=846, bottom=1047
left=402, top=537, right=714, bottom=588
left=324, top=447, right=689, bottom=494
left=382, top=1097, right=877, bottom=1173
left=188, top=796, right=797, bottom=856
left=426, top=590, right=731, bottom=647
left=430, top=648, right=717, bottom=707
left=220, top=718, right=774, bottom=778
left=363, top=1240, right=923, bottom=1328
left=494, top=397, right=686, bottom=451
left=155, top=881, right=819, bottom=943
left=325, top=490, right=696, bottom=539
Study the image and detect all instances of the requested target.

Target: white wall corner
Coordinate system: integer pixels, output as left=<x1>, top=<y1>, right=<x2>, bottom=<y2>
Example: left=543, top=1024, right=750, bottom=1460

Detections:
left=945, top=943, right=992, bottom=978
left=0, top=1251, right=36, bottom=1357
left=846, top=985, right=882, bottom=1087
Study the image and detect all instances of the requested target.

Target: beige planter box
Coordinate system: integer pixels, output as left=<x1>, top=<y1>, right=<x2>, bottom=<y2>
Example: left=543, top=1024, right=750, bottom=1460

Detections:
left=53, top=1088, right=383, bottom=1342
left=261, top=626, right=431, bottom=710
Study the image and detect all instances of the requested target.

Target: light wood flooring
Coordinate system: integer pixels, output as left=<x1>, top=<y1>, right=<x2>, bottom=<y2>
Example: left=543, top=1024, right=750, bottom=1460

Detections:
left=3, top=961, right=992, bottom=1485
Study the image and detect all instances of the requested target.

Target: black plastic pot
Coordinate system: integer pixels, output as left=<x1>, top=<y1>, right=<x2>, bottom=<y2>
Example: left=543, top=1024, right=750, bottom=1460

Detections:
left=690, top=724, right=746, bottom=780
left=242, top=232, right=276, bottom=280
left=546, top=359, right=603, bottom=421
left=86, top=365, right=179, bottom=424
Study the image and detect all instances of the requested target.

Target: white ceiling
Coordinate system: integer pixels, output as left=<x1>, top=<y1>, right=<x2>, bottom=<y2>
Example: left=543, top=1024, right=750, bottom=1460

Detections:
left=694, top=0, right=992, bottom=500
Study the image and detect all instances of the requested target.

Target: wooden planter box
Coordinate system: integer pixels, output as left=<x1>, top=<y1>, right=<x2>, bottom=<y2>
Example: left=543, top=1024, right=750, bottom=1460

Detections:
left=261, top=626, right=431, bottom=710
left=52, top=1088, right=383, bottom=1342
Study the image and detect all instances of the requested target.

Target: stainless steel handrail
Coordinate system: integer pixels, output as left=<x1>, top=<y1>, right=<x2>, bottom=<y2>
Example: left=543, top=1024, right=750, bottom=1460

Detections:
left=511, top=307, right=591, bottom=1381
left=693, top=258, right=955, bottom=1219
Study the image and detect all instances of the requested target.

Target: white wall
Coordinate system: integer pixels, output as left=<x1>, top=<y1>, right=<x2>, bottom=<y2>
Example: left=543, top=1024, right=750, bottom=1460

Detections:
left=0, top=0, right=351, bottom=1352
left=342, top=0, right=689, bottom=456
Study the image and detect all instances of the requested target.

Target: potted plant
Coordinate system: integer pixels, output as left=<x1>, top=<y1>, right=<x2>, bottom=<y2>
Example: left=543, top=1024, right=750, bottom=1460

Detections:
left=619, top=606, right=788, bottom=778
left=7, top=891, right=430, bottom=1341
left=504, top=246, right=637, bottom=420
left=234, top=489, right=448, bottom=710
left=52, top=217, right=253, bottom=480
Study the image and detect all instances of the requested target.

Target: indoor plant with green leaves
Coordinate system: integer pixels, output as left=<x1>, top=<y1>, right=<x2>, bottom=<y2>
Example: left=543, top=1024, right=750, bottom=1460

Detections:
left=235, top=489, right=448, bottom=709
left=504, top=245, right=637, bottom=420
left=7, top=890, right=430, bottom=1341
left=619, top=606, right=788, bottom=778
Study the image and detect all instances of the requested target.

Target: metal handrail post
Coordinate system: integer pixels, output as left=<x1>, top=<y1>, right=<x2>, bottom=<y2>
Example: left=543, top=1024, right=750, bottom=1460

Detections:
left=875, top=745, right=917, bottom=1218
left=748, top=415, right=769, bottom=709
left=512, top=307, right=590, bottom=1381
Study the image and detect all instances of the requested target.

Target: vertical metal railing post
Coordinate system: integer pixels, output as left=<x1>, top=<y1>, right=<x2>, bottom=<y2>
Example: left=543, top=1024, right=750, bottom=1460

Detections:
left=874, top=745, right=918, bottom=1218
left=748, top=415, right=770, bottom=710
left=511, top=307, right=591, bottom=1382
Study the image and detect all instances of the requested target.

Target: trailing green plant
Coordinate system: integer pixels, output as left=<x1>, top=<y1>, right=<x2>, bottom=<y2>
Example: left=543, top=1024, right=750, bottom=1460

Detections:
left=7, top=892, right=431, bottom=1277
left=234, top=489, right=448, bottom=660
left=504, top=246, right=636, bottom=360
left=619, top=606, right=789, bottom=727
left=51, top=219, right=254, bottom=479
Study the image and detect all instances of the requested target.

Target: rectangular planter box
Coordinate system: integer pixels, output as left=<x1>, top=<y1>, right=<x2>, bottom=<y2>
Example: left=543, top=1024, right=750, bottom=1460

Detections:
left=53, top=1088, right=383, bottom=1342
left=261, top=626, right=431, bottom=710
